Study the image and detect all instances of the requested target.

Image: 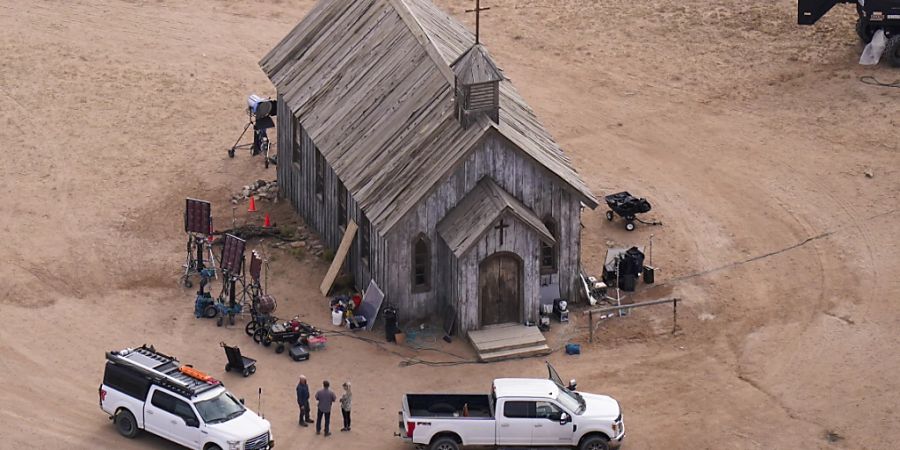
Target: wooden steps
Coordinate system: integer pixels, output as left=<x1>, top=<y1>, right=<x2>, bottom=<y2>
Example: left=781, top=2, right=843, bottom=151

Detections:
left=469, top=323, right=549, bottom=362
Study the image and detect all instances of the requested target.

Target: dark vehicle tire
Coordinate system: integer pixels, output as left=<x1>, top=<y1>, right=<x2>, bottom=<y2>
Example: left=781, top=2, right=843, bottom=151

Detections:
left=181, top=276, right=192, bottom=289
left=253, top=329, right=265, bottom=344
left=856, top=17, right=875, bottom=44
left=206, top=445, right=223, bottom=450
left=625, top=221, right=635, bottom=231
left=203, top=305, right=217, bottom=319
left=886, top=35, right=900, bottom=68
left=228, top=148, right=235, bottom=158
left=605, top=210, right=614, bottom=221
left=579, top=435, right=610, bottom=450
left=275, top=344, right=285, bottom=354
left=225, top=364, right=231, bottom=372
left=250, top=366, right=256, bottom=374
left=114, top=409, right=139, bottom=439
left=243, top=368, right=251, bottom=377
left=262, top=335, right=272, bottom=347
left=429, top=437, right=459, bottom=450
left=245, top=321, right=257, bottom=336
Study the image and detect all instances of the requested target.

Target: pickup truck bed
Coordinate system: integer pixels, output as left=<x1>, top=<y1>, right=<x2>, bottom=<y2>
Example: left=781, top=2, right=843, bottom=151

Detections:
left=405, top=394, right=493, bottom=418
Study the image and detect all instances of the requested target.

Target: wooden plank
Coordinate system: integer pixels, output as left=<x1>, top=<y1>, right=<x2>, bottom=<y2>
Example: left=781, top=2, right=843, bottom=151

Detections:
left=469, top=323, right=541, bottom=344
left=478, top=343, right=550, bottom=362
left=473, top=334, right=546, bottom=353
left=320, top=220, right=358, bottom=295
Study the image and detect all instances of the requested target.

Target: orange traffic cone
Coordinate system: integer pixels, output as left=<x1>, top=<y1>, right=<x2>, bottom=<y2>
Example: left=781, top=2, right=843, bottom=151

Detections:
left=248, top=196, right=257, bottom=212
left=263, top=213, right=272, bottom=228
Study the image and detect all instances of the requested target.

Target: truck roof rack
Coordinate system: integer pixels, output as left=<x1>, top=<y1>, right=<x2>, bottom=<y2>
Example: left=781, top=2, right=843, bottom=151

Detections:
left=106, top=345, right=222, bottom=399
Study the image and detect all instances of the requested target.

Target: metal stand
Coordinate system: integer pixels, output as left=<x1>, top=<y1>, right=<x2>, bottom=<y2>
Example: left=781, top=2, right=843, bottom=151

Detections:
left=227, top=110, right=256, bottom=158
left=217, top=265, right=248, bottom=327
left=586, top=298, right=681, bottom=343
left=181, top=234, right=218, bottom=288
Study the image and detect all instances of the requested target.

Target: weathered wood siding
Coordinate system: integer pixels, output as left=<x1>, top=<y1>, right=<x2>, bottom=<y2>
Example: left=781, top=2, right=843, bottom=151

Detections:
left=387, top=130, right=583, bottom=334
left=276, top=106, right=386, bottom=295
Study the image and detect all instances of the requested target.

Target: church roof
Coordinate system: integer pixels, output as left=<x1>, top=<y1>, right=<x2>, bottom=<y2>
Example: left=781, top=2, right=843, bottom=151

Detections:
left=437, top=177, right=554, bottom=258
left=259, top=0, right=597, bottom=233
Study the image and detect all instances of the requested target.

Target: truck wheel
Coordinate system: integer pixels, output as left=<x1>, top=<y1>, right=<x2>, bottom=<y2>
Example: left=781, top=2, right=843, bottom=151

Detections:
left=429, top=437, right=460, bottom=450
left=205, top=445, right=223, bottom=450
left=579, top=435, right=610, bottom=450
left=856, top=18, right=875, bottom=44
left=886, top=35, right=900, bottom=68
left=114, top=409, right=139, bottom=438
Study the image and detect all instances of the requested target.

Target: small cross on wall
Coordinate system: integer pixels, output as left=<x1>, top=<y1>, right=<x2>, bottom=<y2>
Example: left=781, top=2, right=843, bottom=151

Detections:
left=494, top=218, right=509, bottom=245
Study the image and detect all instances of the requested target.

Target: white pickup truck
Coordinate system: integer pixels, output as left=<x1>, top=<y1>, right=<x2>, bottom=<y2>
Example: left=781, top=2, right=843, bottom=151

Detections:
left=99, top=345, right=274, bottom=450
left=398, top=363, right=624, bottom=450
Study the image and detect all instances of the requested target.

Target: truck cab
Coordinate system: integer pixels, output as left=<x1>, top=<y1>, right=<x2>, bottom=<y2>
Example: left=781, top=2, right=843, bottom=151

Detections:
left=99, top=345, right=273, bottom=450
left=398, top=363, right=624, bottom=450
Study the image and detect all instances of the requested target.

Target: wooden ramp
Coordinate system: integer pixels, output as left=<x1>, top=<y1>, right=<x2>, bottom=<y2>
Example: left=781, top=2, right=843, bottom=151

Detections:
left=469, top=323, right=550, bottom=362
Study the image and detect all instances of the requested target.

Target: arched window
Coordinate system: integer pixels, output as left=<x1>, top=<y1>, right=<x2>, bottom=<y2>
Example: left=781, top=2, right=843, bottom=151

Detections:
left=540, top=217, right=557, bottom=274
left=412, top=234, right=431, bottom=292
left=359, top=213, right=370, bottom=264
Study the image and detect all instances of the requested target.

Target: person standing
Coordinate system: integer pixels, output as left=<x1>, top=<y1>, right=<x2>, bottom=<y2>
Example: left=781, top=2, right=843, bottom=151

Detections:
left=315, top=380, right=337, bottom=436
left=296, top=375, right=313, bottom=427
left=340, top=381, right=352, bottom=432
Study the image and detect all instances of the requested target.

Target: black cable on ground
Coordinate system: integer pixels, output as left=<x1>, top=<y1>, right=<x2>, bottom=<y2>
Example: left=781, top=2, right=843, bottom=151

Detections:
left=859, top=76, right=900, bottom=89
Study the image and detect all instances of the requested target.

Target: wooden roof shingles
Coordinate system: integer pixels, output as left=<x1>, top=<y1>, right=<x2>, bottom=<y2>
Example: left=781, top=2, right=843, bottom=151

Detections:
left=259, top=0, right=597, bottom=233
left=452, top=44, right=503, bottom=85
left=437, top=177, right=555, bottom=258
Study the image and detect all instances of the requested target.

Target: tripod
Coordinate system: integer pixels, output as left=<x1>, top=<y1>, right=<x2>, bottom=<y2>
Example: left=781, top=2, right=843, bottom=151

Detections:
left=216, top=267, right=248, bottom=327
left=227, top=109, right=257, bottom=158
left=180, top=233, right=218, bottom=288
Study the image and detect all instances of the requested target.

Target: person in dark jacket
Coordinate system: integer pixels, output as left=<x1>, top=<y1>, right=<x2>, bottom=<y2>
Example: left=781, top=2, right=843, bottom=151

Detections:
left=296, top=375, right=313, bottom=427
left=315, top=380, right=337, bottom=436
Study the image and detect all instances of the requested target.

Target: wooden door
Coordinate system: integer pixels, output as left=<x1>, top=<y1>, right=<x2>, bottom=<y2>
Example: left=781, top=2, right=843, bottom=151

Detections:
left=479, top=252, right=522, bottom=326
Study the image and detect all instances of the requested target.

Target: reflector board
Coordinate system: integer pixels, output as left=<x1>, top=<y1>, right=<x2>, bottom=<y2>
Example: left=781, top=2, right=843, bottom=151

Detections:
left=184, top=198, right=212, bottom=234
left=220, top=234, right=246, bottom=274
left=249, top=251, right=262, bottom=282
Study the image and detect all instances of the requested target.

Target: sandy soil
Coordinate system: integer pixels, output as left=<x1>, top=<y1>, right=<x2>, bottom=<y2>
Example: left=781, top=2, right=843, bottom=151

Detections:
left=1, top=0, right=897, bottom=449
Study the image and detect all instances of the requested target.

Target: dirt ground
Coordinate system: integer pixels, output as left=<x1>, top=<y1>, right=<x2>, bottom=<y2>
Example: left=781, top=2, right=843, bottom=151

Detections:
left=1, top=0, right=897, bottom=449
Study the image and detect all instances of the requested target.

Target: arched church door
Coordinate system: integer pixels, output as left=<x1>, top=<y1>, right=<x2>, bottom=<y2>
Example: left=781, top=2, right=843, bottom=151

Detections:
left=479, top=252, right=522, bottom=326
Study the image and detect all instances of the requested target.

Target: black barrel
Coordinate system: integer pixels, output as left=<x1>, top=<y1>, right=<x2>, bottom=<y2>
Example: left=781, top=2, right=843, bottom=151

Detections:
left=383, top=307, right=398, bottom=342
left=620, top=274, right=638, bottom=292
left=643, top=266, right=655, bottom=284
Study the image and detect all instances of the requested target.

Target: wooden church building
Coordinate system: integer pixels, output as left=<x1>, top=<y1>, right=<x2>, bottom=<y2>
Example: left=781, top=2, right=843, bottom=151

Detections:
left=260, top=0, right=598, bottom=336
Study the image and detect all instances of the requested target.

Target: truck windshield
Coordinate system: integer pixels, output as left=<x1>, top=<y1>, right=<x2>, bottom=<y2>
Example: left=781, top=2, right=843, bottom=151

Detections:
left=557, top=388, right=585, bottom=415
left=195, top=392, right=245, bottom=424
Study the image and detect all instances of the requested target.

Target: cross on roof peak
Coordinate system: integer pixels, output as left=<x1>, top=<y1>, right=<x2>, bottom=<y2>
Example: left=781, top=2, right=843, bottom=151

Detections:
left=465, top=0, right=491, bottom=45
